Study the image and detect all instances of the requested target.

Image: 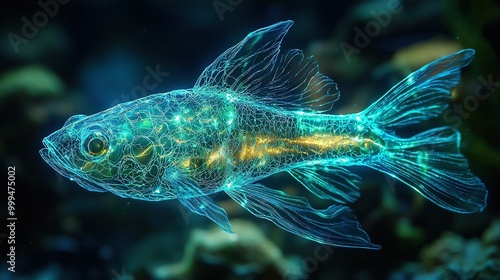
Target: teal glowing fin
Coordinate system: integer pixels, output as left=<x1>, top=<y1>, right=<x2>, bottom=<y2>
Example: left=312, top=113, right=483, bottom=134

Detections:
left=194, top=20, right=339, bottom=113
left=225, top=183, right=380, bottom=249
left=361, top=49, right=487, bottom=213
left=288, top=166, right=361, bottom=204
left=362, top=49, right=475, bottom=130
left=177, top=194, right=234, bottom=233
left=168, top=173, right=233, bottom=233
left=368, top=127, right=487, bottom=213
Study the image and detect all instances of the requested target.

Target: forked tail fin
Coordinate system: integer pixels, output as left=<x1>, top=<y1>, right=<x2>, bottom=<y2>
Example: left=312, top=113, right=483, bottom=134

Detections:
left=361, top=49, right=487, bottom=213
left=363, top=49, right=475, bottom=130
left=369, top=127, right=487, bottom=213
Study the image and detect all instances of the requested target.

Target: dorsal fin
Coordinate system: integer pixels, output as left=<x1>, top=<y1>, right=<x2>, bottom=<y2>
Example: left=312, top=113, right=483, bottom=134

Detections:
left=194, top=20, right=340, bottom=113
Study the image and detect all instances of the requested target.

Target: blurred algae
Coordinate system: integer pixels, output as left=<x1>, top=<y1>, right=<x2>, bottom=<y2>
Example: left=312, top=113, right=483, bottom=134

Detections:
left=391, top=219, right=500, bottom=279
left=152, top=220, right=293, bottom=280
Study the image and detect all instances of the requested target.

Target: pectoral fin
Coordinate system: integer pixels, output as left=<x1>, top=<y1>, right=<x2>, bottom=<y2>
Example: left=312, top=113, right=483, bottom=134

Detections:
left=178, top=194, right=233, bottom=233
left=166, top=171, right=233, bottom=233
left=225, top=183, right=379, bottom=249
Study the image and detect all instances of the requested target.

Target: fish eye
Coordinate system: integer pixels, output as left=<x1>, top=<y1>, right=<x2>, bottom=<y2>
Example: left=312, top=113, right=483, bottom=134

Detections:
left=82, top=132, right=108, bottom=158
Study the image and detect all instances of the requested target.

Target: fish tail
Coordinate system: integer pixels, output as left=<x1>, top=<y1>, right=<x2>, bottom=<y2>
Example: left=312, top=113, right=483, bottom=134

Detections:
left=368, top=127, right=487, bottom=213
left=361, top=49, right=487, bottom=213
left=362, top=49, right=475, bottom=129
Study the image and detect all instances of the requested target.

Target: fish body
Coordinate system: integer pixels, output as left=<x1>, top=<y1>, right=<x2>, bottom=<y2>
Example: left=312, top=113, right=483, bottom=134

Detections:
left=40, top=21, right=487, bottom=249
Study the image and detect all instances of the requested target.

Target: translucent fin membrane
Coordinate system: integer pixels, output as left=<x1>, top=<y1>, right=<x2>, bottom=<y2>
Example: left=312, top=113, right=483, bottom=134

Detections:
left=226, top=183, right=380, bottom=249
left=362, top=49, right=475, bottom=129
left=289, top=166, right=361, bottom=204
left=195, top=20, right=339, bottom=113
left=361, top=48, right=486, bottom=213
left=368, top=127, right=487, bottom=213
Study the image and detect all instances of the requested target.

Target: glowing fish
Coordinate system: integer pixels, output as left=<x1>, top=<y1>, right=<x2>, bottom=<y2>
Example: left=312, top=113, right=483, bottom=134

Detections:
left=40, top=21, right=487, bottom=249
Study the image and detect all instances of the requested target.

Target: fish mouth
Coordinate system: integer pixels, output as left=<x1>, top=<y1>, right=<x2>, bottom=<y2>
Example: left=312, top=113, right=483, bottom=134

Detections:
left=39, top=138, right=74, bottom=180
left=40, top=137, right=108, bottom=193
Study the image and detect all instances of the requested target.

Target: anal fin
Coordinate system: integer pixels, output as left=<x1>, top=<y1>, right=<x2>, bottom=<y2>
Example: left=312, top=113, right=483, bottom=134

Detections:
left=288, top=166, right=361, bottom=204
left=225, top=183, right=379, bottom=249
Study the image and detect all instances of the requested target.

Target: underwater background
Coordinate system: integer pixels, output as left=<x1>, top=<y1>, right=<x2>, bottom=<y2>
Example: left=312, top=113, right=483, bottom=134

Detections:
left=1, top=0, right=499, bottom=279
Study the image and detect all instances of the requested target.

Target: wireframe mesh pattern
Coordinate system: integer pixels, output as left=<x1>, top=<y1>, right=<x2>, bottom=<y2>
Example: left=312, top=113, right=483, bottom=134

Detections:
left=40, top=21, right=487, bottom=248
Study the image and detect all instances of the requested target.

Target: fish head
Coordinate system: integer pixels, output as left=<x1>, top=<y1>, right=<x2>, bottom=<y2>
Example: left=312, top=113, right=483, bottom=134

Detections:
left=40, top=107, right=174, bottom=200
left=40, top=113, right=118, bottom=193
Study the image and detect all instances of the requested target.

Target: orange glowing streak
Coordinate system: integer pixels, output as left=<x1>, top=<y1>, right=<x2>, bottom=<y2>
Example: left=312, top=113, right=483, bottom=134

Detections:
left=237, top=133, right=366, bottom=161
left=180, top=133, right=382, bottom=170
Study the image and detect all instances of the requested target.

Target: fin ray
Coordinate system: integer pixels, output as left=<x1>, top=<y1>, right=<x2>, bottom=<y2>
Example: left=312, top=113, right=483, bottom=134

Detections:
left=225, top=183, right=380, bottom=249
left=177, top=194, right=234, bottom=233
left=166, top=172, right=233, bottom=233
left=360, top=49, right=487, bottom=213
left=195, top=20, right=339, bottom=113
left=367, top=127, right=487, bottom=213
left=288, top=166, right=361, bottom=204
left=362, top=49, right=475, bottom=129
